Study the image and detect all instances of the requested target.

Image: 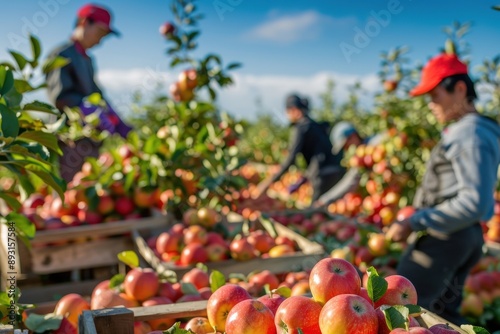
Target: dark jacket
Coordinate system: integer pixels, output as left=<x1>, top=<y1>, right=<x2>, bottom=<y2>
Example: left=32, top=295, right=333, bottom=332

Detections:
left=45, top=41, right=102, bottom=110
left=271, top=116, right=343, bottom=183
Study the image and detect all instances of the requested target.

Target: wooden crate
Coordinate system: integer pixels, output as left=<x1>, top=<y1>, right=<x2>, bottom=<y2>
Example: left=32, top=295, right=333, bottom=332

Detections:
left=134, top=217, right=326, bottom=277
left=0, top=216, right=170, bottom=290
left=78, top=301, right=467, bottom=334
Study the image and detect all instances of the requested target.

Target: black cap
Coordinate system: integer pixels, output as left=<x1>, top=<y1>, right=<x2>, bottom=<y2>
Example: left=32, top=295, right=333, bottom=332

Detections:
left=285, top=94, right=309, bottom=111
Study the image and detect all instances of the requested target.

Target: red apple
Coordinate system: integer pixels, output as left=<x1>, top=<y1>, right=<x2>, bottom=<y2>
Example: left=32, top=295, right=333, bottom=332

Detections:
left=156, top=231, right=182, bottom=254
left=247, top=230, right=276, bottom=254
left=23, top=193, right=45, bottom=211
left=178, top=68, right=198, bottom=91
left=206, top=232, right=227, bottom=246
left=206, top=243, right=229, bottom=262
left=183, top=225, right=208, bottom=246
left=123, top=268, right=159, bottom=302
left=375, top=275, right=418, bottom=308
left=230, top=238, right=257, bottom=261
left=158, top=281, right=179, bottom=302
left=309, top=258, right=361, bottom=304
left=275, top=295, right=322, bottom=334
left=183, top=208, right=199, bottom=225
left=52, top=317, right=77, bottom=334
left=291, top=280, right=311, bottom=297
left=97, top=194, right=114, bottom=215
left=367, top=233, right=389, bottom=256
left=182, top=268, right=210, bottom=290
left=159, top=21, right=176, bottom=37
left=185, top=317, right=213, bottom=334
left=397, top=206, right=416, bottom=221
left=197, top=207, right=219, bottom=228
left=115, top=196, right=135, bottom=216
left=257, top=294, right=286, bottom=315
left=225, top=299, right=275, bottom=334
left=248, top=270, right=279, bottom=291
left=207, top=284, right=252, bottom=332
left=179, top=243, right=208, bottom=266
left=319, top=294, right=378, bottom=334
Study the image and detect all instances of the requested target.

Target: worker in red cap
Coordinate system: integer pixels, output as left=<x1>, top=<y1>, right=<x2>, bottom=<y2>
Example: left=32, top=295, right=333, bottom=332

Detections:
left=45, top=3, right=132, bottom=182
left=386, top=53, right=500, bottom=324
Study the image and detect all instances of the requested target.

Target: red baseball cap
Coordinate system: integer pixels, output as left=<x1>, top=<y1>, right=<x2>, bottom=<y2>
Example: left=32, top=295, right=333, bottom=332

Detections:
left=77, top=4, right=120, bottom=36
left=410, top=53, right=468, bottom=96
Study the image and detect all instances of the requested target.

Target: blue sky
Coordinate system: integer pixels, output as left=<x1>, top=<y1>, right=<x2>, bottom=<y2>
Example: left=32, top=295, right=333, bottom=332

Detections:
left=1, top=0, right=499, bottom=122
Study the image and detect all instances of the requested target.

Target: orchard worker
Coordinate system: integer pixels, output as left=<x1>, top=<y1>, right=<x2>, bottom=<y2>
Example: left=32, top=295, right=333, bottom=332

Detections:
left=386, top=53, right=500, bottom=324
left=315, top=121, right=382, bottom=206
left=45, top=3, right=132, bottom=182
left=253, top=93, right=345, bottom=203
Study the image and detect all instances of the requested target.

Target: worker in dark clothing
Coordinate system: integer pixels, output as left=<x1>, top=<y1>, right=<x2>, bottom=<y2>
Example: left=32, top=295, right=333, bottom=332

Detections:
left=45, top=3, right=132, bottom=182
left=386, top=53, right=500, bottom=325
left=253, top=94, right=345, bottom=202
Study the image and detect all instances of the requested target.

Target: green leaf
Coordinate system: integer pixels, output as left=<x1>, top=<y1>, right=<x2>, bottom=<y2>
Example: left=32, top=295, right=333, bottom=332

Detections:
left=23, top=101, right=59, bottom=114
left=460, top=325, right=491, bottom=334
left=8, top=50, right=28, bottom=71
left=382, top=305, right=409, bottom=330
left=24, top=313, right=63, bottom=332
left=0, top=66, right=14, bottom=95
left=14, top=79, right=35, bottom=94
left=181, top=282, right=199, bottom=295
left=109, top=274, right=125, bottom=289
left=298, top=329, right=304, bottom=334
left=366, top=266, right=388, bottom=303
left=404, top=304, right=422, bottom=317
left=164, top=322, right=196, bottom=333
left=226, top=62, right=242, bottom=70
left=42, top=56, right=70, bottom=74
left=0, top=104, right=20, bottom=137
left=18, top=130, right=62, bottom=154
left=117, top=250, right=139, bottom=268
left=209, top=270, right=226, bottom=293
left=0, top=291, right=10, bottom=305
left=25, top=167, right=66, bottom=199
left=29, top=35, right=42, bottom=62
left=6, top=212, right=36, bottom=239
left=272, top=286, right=292, bottom=298
left=0, top=192, right=21, bottom=212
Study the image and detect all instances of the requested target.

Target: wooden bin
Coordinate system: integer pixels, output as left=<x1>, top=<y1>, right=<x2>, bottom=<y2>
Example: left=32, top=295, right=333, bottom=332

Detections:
left=78, top=301, right=467, bottom=334
left=134, top=216, right=326, bottom=277
left=0, top=216, right=170, bottom=291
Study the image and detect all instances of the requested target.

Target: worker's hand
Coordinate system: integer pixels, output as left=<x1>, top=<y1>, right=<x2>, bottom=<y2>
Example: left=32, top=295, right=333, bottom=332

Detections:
left=312, top=199, right=325, bottom=208
left=386, top=218, right=413, bottom=242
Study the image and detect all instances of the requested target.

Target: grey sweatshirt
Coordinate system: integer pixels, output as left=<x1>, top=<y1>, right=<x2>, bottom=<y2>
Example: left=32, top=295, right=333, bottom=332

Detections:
left=410, top=113, right=500, bottom=235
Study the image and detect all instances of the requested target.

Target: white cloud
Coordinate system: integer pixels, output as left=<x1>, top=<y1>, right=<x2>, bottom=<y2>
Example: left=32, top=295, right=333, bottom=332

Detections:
left=246, top=10, right=354, bottom=44
left=95, top=68, right=379, bottom=123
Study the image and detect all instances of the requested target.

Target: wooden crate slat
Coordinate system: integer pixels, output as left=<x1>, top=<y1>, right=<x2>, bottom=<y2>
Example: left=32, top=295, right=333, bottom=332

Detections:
left=131, top=300, right=207, bottom=321
left=33, top=216, right=170, bottom=244
left=31, top=237, right=133, bottom=274
left=417, top=309, right=467, bottom=333
left=1, top=216, right=172, bottom=285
